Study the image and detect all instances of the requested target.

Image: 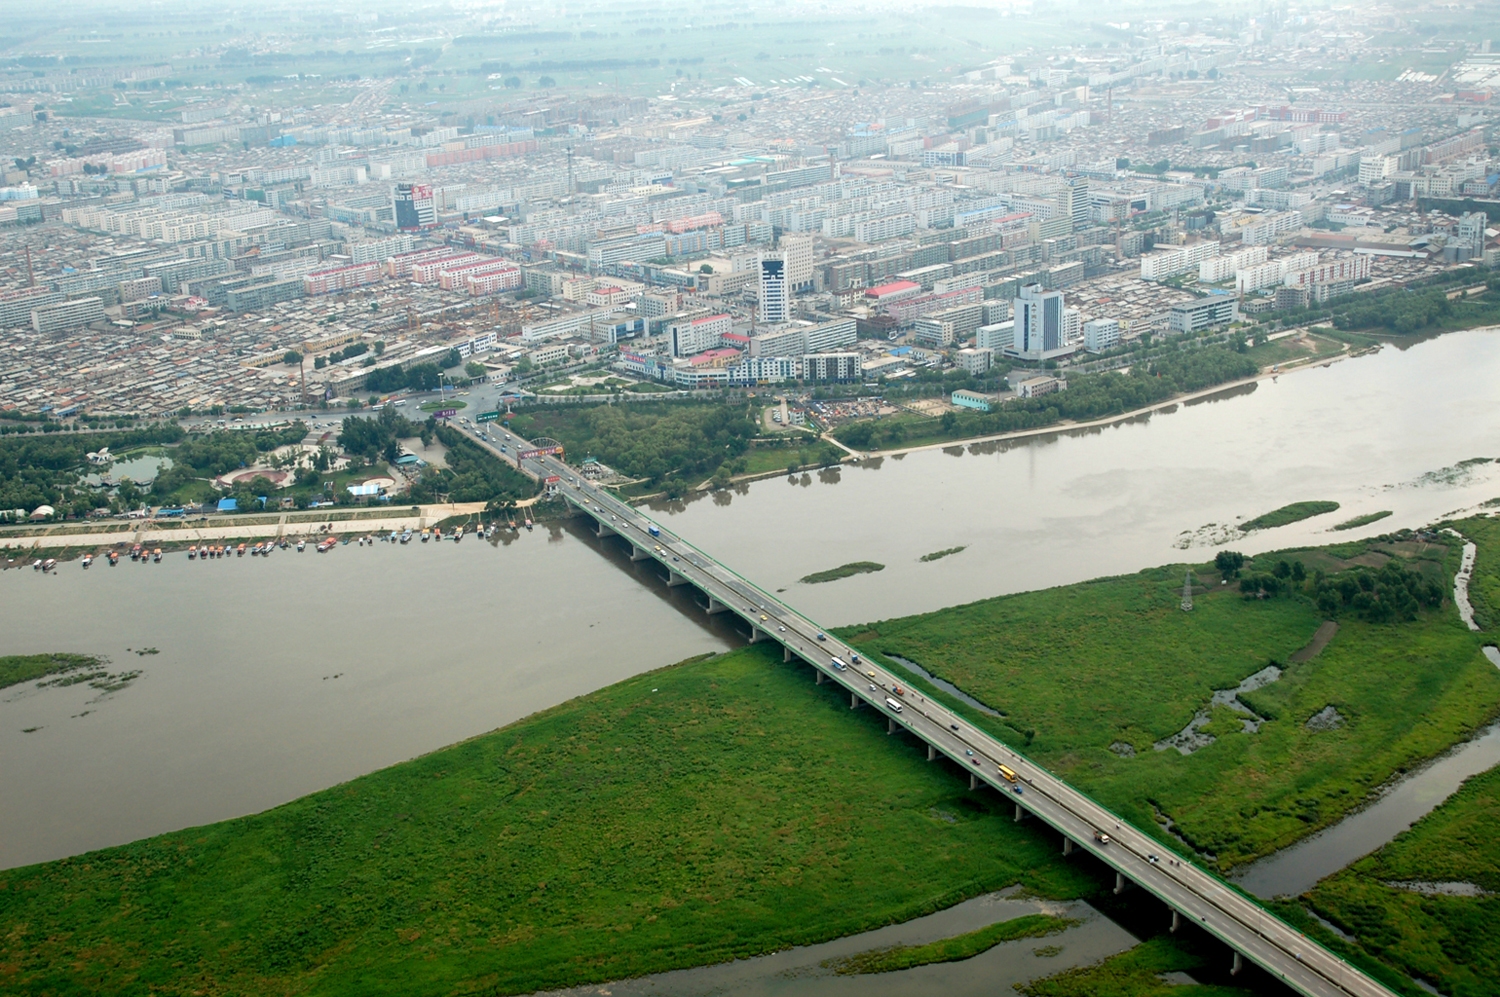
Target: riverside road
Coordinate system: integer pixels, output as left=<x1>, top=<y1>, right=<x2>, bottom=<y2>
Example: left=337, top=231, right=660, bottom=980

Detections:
left=468, top=425, right=1397, bottom=997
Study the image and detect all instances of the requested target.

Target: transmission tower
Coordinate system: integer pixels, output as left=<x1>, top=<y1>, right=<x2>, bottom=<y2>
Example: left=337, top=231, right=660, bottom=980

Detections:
left=1182, top=570, right=1195, bottom=612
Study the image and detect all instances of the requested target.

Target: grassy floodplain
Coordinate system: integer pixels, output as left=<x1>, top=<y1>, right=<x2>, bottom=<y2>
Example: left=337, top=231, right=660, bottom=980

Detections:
left=841, top=523, right=1500, bottom=868
left=1240, top=500, right=1342, bottom=531
left=0, top=649, right=1102, bottom=997
left=1306, top=763, right=1500, bottom=997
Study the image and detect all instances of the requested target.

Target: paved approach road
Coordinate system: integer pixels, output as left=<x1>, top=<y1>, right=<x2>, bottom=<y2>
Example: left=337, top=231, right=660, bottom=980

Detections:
left=478, top=431, right=1397, bottom=997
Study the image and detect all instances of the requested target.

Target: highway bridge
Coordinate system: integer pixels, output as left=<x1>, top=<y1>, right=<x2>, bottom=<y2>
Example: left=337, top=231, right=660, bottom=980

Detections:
left=473, top=425, right=1397, bottom=997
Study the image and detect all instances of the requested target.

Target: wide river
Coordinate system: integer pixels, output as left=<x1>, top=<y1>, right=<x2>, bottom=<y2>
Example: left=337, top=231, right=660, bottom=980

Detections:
left=4, top=328, right=1500, bottom=871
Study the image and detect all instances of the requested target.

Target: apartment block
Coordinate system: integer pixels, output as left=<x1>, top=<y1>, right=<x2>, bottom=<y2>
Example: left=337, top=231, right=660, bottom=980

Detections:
left=30, top=297, right=104, bottom=334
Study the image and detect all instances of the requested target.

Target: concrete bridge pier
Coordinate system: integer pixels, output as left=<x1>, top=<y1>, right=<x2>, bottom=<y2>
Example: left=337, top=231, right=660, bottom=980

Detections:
left=1231, top=952, right=1243, bottom=976
left=888, top=717, right=897, bottom=734
left=1171, top=910, right=1181, bottom=933
left=1015, top=803, right=1025, bottom=822
left=666, top=570, right=689, bottom=587
left=1063, top=837, right=1074, bottom=856
left=745, top=628, right=763, bottom=644
left=629, top=546, right=650, bottom=561
left=927, top=744, right=936, bottom=761
left=1114, top=872, right=1126, bottom=895
left=816, top=671, right=825, bottom=685
left=595, top=522, right=617, bottom=538
left=705, top=596, right=730, bottom=614
left=970, top=773, right=979, bottom=790
left=850, top=692, right=860, bottom=709
left=785, top=645, right=794, bottom=663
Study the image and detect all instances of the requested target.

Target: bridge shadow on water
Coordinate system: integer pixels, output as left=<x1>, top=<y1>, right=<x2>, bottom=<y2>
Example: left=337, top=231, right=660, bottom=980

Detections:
left=554, top=514, right=1306, bottom=997
left=559, top=517, right=755, bottom=647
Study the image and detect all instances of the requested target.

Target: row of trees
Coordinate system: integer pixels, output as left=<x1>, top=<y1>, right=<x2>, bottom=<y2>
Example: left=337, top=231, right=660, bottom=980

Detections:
left=838, top=346, right=1260, bottom=449
left=1231, top=555, right=1444, bottom=624
left=1328, top=283, right=1500, bottom=336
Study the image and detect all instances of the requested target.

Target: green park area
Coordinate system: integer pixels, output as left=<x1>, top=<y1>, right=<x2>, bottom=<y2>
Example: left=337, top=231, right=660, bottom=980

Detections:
left=0, top=409, right=538, bottom=532
left=2, top=520, right=1496, bottom=995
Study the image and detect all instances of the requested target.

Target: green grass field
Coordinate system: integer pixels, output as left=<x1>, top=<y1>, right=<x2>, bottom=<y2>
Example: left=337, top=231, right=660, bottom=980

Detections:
left=740, top=442, right=825, bottom=477
left=841, top=530, right=1500, bottom=867
left=1241, top=332, right=1345, bottom=369
left=0, top=648, right=1103, bottom=997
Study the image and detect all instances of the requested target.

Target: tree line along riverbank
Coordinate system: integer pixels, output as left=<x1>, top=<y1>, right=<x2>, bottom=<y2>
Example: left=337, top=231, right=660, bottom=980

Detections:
left=3, top=518, right=1497, bottom=995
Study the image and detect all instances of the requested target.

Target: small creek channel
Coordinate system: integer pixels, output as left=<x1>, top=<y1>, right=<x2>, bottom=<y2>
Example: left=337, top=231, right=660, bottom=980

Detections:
left=1154, top=665, right=1282, bottom=754
left=1235, top=719, right=1500, bottom=898
left=885, top=655, right=1003, bottom=716
left=525, top=892, right=1135, bottom=997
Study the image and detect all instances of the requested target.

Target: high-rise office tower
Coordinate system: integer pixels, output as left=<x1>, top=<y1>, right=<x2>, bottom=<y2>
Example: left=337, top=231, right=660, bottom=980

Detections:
left=1060, top=176, right=1090, bottom=231
left=758, top=252, right=789, bottom=324
left=1013, top=283, right=1065, bottom=359
left=393, top=183, right=436, bottom=231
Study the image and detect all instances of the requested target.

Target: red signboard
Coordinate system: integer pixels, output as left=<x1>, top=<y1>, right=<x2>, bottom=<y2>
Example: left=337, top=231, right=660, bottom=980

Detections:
left=544, top=475, right=561, bottom=484
left=435, top=408, right=457, bottom=419
left=517, top=446, right=564, bottom=460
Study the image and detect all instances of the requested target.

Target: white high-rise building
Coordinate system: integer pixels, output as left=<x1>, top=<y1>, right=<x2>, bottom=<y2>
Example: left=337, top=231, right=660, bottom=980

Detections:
left=781, top=234, right=815, bottom=291
left=1009, top=283, right=1073, bottom=360
left=1062, top=307, right=1082, bottom=345
left=758, top=252, right=789, bottom=324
